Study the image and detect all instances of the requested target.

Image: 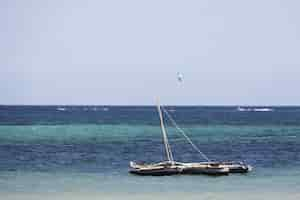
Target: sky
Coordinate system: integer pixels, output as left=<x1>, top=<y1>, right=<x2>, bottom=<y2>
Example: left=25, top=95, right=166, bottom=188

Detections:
left=1, top=0, right=300, bottom=105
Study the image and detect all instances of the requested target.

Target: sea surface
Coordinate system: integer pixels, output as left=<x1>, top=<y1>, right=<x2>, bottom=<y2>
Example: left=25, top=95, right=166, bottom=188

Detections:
left=0, top=106, right=300, bottom=200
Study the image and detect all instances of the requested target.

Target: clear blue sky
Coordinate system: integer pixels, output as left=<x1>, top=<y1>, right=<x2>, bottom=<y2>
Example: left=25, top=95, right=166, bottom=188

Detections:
left=1, top=0, right=300, bottom=105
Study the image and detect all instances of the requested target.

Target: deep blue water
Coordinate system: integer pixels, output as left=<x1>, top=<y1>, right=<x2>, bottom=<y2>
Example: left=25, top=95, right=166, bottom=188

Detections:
left=2, top=105, right=300, bottom=125
left=0, top=106, right=299, bottom=198
left=0, top=106, right=300, bottom=171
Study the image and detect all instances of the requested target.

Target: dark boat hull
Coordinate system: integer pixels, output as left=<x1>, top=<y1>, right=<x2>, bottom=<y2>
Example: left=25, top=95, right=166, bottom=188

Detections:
left=228, top=166, right=252, bottom=173
left=182, top=168, right=229, bottom=176
left=195, top=162, right=252, bottom=174
left=181, top=164, right=229, bottom=176
left=218, top=162, right=252, bottom=173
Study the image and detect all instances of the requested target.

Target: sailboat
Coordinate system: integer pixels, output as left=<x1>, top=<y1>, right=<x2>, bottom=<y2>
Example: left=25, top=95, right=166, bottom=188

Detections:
left=129, top=101, right=230, bottom=176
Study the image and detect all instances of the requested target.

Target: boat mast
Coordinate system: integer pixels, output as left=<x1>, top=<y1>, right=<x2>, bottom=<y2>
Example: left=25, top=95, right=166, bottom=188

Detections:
left=157, top=99, right=174, bottom=162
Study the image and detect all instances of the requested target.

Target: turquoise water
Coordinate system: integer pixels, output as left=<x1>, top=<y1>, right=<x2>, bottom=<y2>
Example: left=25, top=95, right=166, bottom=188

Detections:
left=1, top=168, right=300, bottom=199
left=0, top=106, right=300, bottom=199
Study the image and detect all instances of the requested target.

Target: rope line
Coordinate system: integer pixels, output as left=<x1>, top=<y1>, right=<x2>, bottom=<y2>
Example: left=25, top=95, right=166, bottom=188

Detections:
left=162, top=107, right=210, bottom=162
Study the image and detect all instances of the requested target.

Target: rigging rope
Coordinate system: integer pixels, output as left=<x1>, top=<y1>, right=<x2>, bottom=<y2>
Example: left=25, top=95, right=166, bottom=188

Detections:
left=162, top=107, right=211, bottom=162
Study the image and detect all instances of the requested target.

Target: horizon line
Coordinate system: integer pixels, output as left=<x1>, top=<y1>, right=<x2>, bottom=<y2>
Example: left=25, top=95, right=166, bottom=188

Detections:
left=1, top=104, right=300, bottom=107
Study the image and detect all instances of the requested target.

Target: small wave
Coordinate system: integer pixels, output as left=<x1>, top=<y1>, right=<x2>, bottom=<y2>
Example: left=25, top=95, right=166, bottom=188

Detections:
left=253, top=108, right=273, bottom=112
left=82, top=107, right=109, bottom=111
left=237, top=107, right=274, bottom=112
left=237, top=107, right=252, bottom=112
left=243, top=136, right=274, bottom=140
left=286, top=135, right=297, bottom=138
left=102, top=107, right=109, bottom=111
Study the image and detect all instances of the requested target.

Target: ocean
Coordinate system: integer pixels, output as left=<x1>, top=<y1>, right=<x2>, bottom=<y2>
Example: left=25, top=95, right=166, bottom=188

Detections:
left=0, top=106, right=300, bottom=200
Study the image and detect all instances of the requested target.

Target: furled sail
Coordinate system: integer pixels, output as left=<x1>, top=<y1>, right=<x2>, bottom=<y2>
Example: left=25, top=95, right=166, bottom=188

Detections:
left=157, top=100, right=174, bottom=162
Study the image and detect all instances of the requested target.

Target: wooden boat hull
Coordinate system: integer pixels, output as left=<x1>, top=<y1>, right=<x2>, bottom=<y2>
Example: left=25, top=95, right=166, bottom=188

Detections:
left=129, top=161, right=183, bottom=176
left=181, top=165, right=229, bottom=176
left=129, top=161, right=251, bottom=176
left=191, top=162, right=252, bottom=174
left=129, top=167, right=182, bottom=176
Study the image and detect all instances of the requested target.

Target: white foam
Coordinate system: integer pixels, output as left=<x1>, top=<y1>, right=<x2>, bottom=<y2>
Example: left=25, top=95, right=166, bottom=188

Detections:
left=56, top=107, right=66, bottom=111
left=237, top=107, right=274, bottom=112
